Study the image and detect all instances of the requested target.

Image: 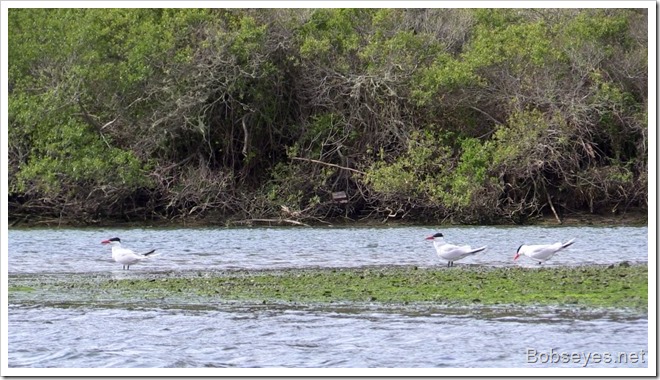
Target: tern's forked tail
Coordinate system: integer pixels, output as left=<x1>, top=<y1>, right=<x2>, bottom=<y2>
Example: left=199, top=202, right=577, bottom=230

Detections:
left=470, top=246, right=487, bottom=254
left=561, top=239, right=576, bottom=249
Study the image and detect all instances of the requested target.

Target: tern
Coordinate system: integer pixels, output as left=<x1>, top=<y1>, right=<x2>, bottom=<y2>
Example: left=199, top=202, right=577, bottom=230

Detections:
left=425, top=232, right=487, bottom=267
left=101, top=237, right=159, bottom=270
left=514, top=238, right=575, bottom=264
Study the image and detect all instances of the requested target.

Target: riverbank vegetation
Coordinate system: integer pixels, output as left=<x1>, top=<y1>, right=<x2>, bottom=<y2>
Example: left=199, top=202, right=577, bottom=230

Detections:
left=8, top=8, right=648, bottom=226
left=8, top=264, right=648, bottom=310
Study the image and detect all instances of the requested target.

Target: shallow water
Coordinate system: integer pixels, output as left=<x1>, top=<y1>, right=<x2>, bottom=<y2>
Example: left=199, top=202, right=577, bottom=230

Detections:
left=7, top=226, right=649, bottom=368
left=7, top=225, right=648, bottom=273
left=7, top=303, right=648, bottom=368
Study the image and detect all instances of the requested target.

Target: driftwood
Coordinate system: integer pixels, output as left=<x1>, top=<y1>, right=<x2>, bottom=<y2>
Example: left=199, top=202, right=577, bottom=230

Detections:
left=546, top=192, right=562, bottom=225
left=231, top=218, right=310, bottom=227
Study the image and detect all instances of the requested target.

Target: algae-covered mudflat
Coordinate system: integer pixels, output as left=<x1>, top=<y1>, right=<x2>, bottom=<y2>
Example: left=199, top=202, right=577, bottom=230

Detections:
left=9, top=264, right=647, bottom=311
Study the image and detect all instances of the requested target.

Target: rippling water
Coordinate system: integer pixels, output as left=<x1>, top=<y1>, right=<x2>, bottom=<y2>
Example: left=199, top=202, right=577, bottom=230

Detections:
left=7, top=226, right=649, bottom=369
left=7, top=304, right=648, bottom=368
left=7, top=225, right=648, bottom=273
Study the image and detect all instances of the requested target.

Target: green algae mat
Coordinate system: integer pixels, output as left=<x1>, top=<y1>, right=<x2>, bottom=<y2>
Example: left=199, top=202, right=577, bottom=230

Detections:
left=9, top=264, right=647, bottom=311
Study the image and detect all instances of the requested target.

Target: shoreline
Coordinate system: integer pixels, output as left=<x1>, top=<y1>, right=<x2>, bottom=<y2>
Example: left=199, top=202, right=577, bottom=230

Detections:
left=8, top=210, right=649, bottom=229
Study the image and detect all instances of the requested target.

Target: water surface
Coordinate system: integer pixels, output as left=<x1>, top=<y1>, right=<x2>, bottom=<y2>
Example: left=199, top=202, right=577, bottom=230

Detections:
left=7, top=226, right=649, bottom=369
left=8, top=225, right=648, bottom=273
left=7, top=303, right=647, bottom=368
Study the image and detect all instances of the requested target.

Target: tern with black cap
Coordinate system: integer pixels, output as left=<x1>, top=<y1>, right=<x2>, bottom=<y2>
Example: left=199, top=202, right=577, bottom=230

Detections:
left=514, top=238, right=575, bottom=264
left=101, top=237, right=159, bottom=270
left=425, top=232, right=487, bottom=267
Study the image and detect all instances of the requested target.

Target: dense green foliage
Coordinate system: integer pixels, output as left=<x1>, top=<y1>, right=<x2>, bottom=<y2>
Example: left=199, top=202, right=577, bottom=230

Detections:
left=8, top=8, right=648, bottom=225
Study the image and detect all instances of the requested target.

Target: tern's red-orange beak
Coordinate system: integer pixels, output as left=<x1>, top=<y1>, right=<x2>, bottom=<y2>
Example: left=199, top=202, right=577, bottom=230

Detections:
left=425, top=236, right=434, bottom=240
left=101, top=240, right=110, bottom=245
left=513, top=252, right=520, bottom=261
